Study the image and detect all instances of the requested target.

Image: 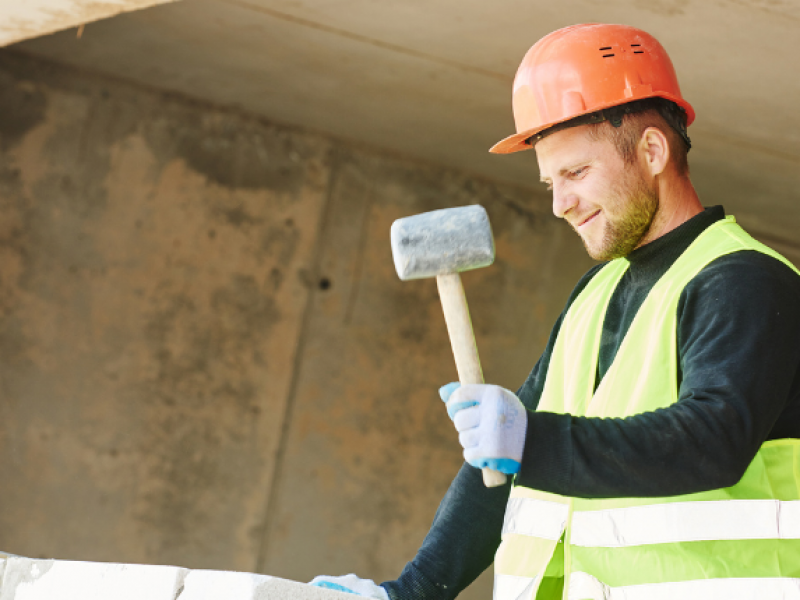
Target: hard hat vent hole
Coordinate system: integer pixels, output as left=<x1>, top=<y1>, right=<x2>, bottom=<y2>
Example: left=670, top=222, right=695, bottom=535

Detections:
left=599, top=46, right=612, bottom=50
left=602, top=53, right=615, bottom=58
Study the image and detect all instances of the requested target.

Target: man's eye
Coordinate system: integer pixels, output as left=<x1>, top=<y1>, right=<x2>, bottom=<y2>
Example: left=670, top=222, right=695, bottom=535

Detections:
left=570, top=167, right=587, bottom=178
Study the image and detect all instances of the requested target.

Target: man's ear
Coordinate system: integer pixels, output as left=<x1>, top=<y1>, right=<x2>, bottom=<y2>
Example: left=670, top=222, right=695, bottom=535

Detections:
left=640, top=127, right=669, bottom=177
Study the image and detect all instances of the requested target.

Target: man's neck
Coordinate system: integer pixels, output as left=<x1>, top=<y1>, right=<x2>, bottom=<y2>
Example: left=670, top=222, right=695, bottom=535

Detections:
left=627, top=206, right=724, bottom=269
left=639, top=172, right=703, bottom=248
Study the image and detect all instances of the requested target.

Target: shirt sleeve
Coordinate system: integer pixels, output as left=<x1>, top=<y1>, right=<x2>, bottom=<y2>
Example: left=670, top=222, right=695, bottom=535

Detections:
left=380, top=463, right=510, bottom=600
left=516, top=251, right=800, bottom=498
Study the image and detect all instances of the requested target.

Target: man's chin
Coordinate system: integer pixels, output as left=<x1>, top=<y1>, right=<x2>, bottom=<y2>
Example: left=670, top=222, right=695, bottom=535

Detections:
left=581, top=234, right=634, bottom=262
left=571, top=220, right=632, bottom=261
left=585, top=245, right=614, bottom=262
left=577, top=235, right=607, bottom=262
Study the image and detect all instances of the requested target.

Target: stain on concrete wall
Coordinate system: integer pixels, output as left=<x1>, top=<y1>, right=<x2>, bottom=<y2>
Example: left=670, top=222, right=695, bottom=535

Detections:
left=0, top=51, right=593, bottom=599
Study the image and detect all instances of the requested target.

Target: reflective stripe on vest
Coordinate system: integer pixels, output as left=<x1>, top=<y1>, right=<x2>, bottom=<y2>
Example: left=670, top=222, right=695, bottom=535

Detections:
left=568, top=571, right=800, bottom=600
left=504, top=497, right=569, bottom=540
left=571, top=498, right=800, bottom=547
left=493, top=217, right=800, bottom=600
left=506, top=496, right=800, bottom=549
left=495, top=573, right=540, bottom=600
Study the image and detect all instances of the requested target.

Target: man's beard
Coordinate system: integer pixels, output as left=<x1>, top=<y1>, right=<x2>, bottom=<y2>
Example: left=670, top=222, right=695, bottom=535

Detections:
left=580, top=170, right=659, bottom=262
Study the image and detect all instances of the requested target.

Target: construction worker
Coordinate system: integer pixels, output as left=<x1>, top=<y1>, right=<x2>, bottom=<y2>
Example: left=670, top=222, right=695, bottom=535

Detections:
left=312, top=23, right=800, bottom=599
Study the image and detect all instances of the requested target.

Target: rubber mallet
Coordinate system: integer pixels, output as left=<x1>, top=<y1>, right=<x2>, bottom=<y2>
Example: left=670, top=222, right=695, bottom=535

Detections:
left=390, top=205, right=507, bottom=487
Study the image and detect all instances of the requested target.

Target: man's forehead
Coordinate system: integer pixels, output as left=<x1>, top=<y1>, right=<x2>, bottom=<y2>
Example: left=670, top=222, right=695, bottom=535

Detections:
left=535, top=124, right=611, bottom=176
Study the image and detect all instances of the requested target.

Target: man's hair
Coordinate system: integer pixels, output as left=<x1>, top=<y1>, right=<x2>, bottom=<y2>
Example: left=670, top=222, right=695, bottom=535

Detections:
left=584, top=99, right=690, bottom=177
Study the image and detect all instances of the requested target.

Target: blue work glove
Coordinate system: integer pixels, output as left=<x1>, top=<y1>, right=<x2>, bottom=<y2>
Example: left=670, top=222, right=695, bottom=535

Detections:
left=309, top=574, right=389, bottom=599
left=439, top=382, right=528, bottom=475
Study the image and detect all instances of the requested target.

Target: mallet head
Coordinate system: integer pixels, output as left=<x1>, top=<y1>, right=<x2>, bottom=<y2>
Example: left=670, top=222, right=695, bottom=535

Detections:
left=390, top=205, right=495, bottom=281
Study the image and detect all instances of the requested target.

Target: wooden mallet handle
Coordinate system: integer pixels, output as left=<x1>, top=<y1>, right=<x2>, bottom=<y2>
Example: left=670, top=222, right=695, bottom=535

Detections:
left=436, top=272, right=507, bottom=488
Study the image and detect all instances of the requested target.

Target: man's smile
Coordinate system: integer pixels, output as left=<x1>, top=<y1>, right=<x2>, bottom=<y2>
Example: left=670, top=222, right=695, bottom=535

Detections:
left=575, top=210, right=601, bottom=229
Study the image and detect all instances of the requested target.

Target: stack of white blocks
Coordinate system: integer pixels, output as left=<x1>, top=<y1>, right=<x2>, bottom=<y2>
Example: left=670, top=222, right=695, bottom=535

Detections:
left=0, top=555, right=352, bottom=600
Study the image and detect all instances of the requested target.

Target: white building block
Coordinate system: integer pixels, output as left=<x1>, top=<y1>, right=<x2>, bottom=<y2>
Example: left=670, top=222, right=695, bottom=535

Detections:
left=180, top=569, right=271, bottom=600
left=180, top=569, right=356, bottom=600
left=0, top=557, right=356, bottom=600
left=0, top=558, right=186, bottom=600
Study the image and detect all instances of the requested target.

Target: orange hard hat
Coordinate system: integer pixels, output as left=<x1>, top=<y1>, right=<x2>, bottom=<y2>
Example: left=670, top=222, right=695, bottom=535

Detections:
left=490, top=23, right=695, bottom=154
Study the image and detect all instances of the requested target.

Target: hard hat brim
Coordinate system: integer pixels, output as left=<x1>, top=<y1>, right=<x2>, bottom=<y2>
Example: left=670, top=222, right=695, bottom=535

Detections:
left=490, top=93, right=695, bottom=155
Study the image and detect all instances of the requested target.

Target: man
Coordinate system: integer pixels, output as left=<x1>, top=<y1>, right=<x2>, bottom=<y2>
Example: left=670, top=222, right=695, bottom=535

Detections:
left=313, top=23, right=800, bottom=600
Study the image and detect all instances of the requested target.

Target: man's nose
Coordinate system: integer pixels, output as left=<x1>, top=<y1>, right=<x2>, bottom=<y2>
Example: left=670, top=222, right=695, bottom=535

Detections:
left=552, top=183, right=578, bottom=219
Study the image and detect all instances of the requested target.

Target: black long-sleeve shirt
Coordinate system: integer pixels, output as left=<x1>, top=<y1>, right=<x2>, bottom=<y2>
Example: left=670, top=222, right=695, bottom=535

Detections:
left=382, top=206, right=800, bottom=600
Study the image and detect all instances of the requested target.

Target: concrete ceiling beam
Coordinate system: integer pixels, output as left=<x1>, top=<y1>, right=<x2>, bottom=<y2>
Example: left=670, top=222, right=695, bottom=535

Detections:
left=0, top=0, right=180, bottom=47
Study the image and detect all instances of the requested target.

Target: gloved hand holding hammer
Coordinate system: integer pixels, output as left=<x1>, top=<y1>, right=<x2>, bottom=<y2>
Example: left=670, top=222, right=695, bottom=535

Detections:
left=440, top=382, right=528, bottom=475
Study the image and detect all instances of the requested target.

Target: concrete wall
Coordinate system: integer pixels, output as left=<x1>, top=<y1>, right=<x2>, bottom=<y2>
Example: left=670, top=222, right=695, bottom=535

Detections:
left=0, top=51, right=594, bottom=598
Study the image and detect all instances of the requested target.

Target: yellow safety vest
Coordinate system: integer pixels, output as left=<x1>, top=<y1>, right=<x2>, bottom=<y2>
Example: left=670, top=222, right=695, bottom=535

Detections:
left=494, top=217, right=800, bottom=600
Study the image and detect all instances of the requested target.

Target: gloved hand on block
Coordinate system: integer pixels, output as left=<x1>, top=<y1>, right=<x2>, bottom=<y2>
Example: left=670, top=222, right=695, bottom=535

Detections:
left=309, top=574, right=389, bottom=599
left=440, top=382, right=528, bottom=475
